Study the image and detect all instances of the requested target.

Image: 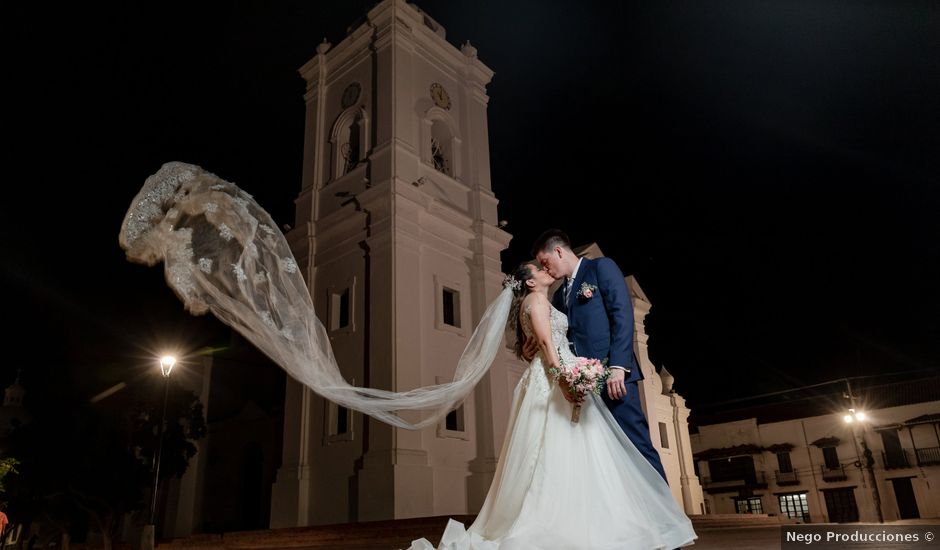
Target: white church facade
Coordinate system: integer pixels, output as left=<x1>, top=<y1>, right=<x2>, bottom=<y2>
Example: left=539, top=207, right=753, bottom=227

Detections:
left=152, top=0, right=702, bottom=535
left=267, top=0, right=702, bottom=526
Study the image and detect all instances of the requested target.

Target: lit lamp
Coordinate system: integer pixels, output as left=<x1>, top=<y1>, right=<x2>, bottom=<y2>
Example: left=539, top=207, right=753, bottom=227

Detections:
left=160, top=355, right=176, bottom=377
left=143, top=355, right=176, bottom=550
left=843, top=408, right=867, bottom=424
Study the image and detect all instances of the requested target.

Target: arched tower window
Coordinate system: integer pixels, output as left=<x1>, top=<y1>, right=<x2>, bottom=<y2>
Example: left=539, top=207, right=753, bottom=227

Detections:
left=343, top=114, right=361, bottom=174
left=422, top=107, right=461, bottom=180
left=430, top=120, right=452, bottom=176
left=329, top=107, right=369, bottom=181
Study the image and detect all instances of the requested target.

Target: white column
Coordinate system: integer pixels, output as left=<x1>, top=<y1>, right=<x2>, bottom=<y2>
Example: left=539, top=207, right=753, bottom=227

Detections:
left=269, top=379, right=313, bottom=527
left=671, top=393, right=704, bottom=515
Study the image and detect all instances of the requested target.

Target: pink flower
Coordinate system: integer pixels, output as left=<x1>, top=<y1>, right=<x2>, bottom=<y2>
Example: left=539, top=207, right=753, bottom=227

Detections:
left=550, top=354, right=611, bottom=417
left=577, top=283, right=598, bottom=300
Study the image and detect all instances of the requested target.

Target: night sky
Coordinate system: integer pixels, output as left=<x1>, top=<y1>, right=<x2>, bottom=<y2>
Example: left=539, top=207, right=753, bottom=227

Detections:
left=3, top=1, right=938, bottom=411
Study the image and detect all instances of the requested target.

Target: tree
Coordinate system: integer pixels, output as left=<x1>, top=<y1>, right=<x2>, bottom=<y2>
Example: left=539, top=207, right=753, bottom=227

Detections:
left=0, top=457, right=18, bottom=495
left=5, top=373, right=206, bottom=550
left=131, top=377, right=208, bottom=483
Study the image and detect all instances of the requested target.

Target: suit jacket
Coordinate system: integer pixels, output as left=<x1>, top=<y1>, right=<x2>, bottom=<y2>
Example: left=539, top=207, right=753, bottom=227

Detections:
left=552, top=257, right=642, bottom=384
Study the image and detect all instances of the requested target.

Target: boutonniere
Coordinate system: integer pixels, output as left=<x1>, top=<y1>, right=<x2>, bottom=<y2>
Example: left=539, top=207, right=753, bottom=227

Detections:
left=578, top=282, right=598, bottom=300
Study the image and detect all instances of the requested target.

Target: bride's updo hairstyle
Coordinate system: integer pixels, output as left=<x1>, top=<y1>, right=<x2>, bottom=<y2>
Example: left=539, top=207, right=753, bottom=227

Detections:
left=505, top=262, right=536, bottom=360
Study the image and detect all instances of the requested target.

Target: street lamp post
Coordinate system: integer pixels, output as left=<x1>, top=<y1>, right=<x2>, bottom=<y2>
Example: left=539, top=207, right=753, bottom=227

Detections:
left=143, top=355, right=175, bottom=550
left=843, top=379, right=883, bottom=523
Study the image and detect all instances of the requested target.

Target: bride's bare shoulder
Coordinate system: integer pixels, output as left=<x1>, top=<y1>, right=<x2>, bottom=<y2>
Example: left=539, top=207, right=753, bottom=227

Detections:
left=521, top=292, right=549, bottom=315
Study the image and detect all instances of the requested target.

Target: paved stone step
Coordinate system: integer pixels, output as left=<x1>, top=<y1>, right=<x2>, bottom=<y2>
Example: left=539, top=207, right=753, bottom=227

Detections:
left=159, top=517, right=472, bottom=550
left=691, top=513, right=798, bottom=529
left=158, top=513, right=796, bottom=549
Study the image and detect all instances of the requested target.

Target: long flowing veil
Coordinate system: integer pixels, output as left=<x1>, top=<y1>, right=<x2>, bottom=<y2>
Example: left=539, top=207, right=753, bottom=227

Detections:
left=119, top=162, right=513, bottom=429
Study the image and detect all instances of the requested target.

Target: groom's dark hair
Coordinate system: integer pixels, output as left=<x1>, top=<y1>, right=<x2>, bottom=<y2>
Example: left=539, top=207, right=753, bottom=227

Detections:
left=531, top=229, right=572, bottom=256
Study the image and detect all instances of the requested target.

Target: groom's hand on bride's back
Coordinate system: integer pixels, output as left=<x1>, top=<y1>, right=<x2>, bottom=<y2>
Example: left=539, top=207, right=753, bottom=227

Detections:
left=522, top=336, right=539, bottom=362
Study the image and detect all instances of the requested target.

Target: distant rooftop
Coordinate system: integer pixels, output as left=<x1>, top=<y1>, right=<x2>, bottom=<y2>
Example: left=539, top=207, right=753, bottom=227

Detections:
left=690, top=375, right=940, bottom=431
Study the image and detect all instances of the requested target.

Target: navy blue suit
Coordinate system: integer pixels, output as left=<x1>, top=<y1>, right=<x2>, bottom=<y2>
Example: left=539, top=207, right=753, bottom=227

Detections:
left=552, top=257, right=667, bottom=481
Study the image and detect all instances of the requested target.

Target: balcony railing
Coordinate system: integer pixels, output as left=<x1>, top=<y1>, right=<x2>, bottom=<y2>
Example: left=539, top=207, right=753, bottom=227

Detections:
left=775, top=470, right=800, bottom=486
left=882, top=450, right=912, bottom=470
left=701, top=471, right=767, bottom=492
left=820, top=464, right=847, bottom=482
left=916, top=447, right=940, bottom=466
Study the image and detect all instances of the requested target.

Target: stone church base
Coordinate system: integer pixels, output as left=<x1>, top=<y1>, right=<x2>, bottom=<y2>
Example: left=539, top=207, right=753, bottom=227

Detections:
left=155, top=515, right=476, bottom=550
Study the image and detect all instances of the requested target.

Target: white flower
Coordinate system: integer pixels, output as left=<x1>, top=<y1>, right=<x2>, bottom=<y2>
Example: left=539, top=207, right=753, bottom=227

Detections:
left=219, top=223, right=234, bottom=241
left=282, top=257, right=298, bottom=274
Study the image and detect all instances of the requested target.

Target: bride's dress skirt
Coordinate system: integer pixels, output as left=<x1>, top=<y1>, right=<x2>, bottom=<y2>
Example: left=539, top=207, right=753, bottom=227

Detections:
left=408, top=353, right=697, bottom=549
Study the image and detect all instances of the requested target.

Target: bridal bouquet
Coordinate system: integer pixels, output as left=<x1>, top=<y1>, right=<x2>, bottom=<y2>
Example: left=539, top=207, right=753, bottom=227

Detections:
left=548, top=352, right=609, bottom=423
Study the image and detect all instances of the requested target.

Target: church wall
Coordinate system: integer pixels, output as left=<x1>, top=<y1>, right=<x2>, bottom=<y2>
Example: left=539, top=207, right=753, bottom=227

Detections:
left=255, top=0, right=433, bottom=527
left=199, top=411, right=282, bottom=531
left=654, top=394, right=684, bottom=501
left=418, top=228, right=477, bottom=515
left=307, top=240, right=368, bottom=525
left=271, top=0, right=699, bottom=526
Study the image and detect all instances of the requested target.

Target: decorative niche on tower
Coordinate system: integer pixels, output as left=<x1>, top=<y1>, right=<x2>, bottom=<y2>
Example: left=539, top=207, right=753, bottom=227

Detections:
left=421, top=82, right=461, bottom=180
left=330, top=103, right=370, bottom=181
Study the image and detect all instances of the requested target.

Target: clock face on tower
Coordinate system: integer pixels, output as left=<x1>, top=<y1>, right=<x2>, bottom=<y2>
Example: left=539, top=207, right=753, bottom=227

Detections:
left=430, top=82, right=451, bottom=110
left=341, top=82, right=361, bottom=109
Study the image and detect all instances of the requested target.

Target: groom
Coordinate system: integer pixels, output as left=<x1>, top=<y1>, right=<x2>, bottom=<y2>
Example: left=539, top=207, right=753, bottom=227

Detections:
left=528, top=229, right=668, bottom=481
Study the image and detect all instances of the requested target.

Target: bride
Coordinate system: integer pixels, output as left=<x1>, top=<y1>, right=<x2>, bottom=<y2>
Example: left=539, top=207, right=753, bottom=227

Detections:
left=408, top=262, right=696, bottom=549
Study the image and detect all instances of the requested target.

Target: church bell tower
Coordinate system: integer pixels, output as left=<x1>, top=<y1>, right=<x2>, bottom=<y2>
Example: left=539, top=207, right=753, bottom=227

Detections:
left=270, top=0, right=515, bottom=526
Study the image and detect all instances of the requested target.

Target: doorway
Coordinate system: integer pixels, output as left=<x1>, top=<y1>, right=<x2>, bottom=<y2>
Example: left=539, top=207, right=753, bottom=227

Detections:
left=890, top=477, right=920, bottom=519
left=823, top=488, right=859, bottom=523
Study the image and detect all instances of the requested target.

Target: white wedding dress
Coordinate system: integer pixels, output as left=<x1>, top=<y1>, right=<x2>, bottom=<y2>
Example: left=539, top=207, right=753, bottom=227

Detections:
left=408, top=304, right=697, bottom=550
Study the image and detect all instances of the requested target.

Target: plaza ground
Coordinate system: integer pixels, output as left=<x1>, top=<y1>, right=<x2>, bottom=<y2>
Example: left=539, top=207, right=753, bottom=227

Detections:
left=692, top=519, right=938, bottom=550
left=155, top=517, right=940, bottom=550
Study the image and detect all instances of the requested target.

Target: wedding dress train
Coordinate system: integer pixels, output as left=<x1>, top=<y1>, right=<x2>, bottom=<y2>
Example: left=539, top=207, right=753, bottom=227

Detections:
left=408, top=305, right=696, bottom=549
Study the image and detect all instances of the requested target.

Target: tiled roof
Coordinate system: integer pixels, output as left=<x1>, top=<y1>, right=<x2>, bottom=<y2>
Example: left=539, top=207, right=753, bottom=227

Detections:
left=693, top=444, right=764, bottom=460
left=903, top=413, right=940, bottom=425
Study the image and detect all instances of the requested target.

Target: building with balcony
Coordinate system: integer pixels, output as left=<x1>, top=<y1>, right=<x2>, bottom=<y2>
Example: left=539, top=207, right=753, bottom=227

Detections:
left=690, top=376, right=940, bottom=523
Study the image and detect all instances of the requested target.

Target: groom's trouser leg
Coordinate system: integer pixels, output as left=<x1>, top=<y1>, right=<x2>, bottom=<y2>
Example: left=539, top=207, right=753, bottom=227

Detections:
left=605, top=381, right=668, bottom=481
